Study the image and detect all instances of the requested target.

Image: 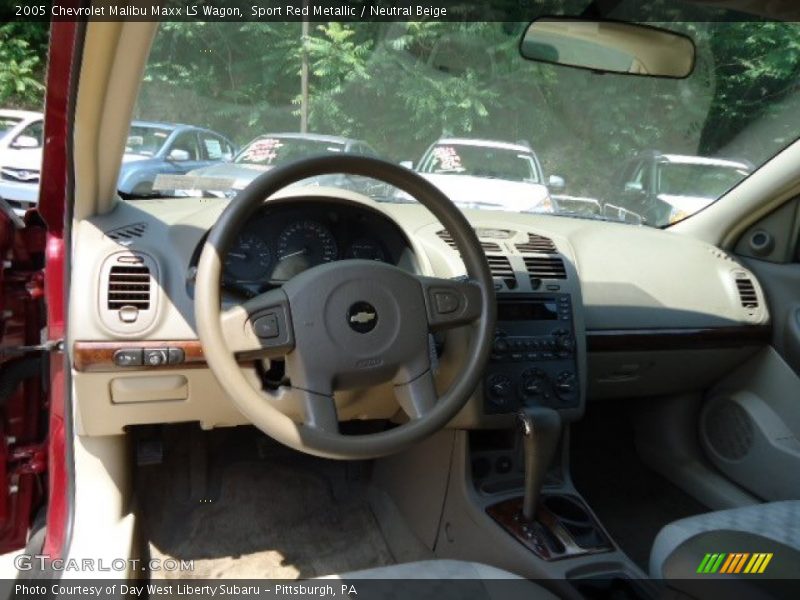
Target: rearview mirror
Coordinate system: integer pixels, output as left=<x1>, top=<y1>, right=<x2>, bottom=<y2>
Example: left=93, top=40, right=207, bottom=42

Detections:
left=520, top=18, right=695, bottom=78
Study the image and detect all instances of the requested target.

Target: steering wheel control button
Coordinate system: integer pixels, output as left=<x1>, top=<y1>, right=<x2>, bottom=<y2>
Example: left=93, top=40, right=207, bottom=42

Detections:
left=252, top=313, right=280, bottom=339
left=143, top=349, right=168, bottom=367
left=347, top=301, right=378, bottom=334
left=167, top=347, right=185, bottom=365
left=434, top=291, right=459, bottom=314
left=113, top=348, right=143, bottom=367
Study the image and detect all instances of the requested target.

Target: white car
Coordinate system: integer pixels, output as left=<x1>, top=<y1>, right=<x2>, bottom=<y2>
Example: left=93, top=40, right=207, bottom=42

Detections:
left=408, top=138, right=564, bottom=213
left=0, top=109, right=44, bottom=216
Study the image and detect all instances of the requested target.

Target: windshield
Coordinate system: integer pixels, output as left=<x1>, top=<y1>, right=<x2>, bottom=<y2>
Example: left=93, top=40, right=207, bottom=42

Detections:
left=657, top=162, right=751, bottom=200
left=128, top=9, right=800, bottom=227
left=419, top=143, right=541, bottom=183
left=0, top=117, right=22, bottom=139
left=125, top=125, right=172, bottom=156
left=236, top=136, right=346, bottom=166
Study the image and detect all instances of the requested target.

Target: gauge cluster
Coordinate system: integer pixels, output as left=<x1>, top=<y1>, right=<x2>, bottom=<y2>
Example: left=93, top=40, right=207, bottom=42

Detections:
left=207, top=200, right=412, bottom=296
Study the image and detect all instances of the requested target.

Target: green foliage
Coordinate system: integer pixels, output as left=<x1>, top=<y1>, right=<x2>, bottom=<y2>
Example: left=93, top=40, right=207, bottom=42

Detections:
left=0, top=22, right=49, bottom=109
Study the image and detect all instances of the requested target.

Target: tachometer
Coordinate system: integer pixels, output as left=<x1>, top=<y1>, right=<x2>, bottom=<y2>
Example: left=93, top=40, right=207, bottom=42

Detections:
left=276, top=220, right=338, bottom=270
left=224, top=233, right=272, bottom=281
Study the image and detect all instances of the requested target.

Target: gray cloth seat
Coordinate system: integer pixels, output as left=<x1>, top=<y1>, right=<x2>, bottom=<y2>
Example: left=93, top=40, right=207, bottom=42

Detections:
left=323, top=560, right=559, bottom=599
left=650, top=501, right=800, bottom=582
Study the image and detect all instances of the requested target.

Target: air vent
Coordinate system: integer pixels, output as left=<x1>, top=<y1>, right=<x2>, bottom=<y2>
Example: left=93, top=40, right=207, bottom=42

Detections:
left=516, top=233, right=557, bottom=254
left=436, top=229, right=501, bottom=252
left=487, top=255, right=517, bottom=289
left=106, top=222, right=148, bottom=242
left=99, top=251, right=159, bottom=334
left=735, top=276, right=759, bottom=309
left=107, top=265, right=151, bottom=310
left=523, top=256, right=567, bottom=280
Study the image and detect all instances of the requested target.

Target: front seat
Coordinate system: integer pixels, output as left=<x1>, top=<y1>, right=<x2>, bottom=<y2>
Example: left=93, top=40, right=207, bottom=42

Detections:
left=324, top=560, right=559, bottom=599
left=651, top=501, right=800, bottom=598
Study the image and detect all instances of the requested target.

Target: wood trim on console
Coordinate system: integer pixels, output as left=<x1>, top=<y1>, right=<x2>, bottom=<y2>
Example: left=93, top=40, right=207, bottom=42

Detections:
left=73, top=340, right=206, bottom=372
left=586, top=325, right=771, bottom=352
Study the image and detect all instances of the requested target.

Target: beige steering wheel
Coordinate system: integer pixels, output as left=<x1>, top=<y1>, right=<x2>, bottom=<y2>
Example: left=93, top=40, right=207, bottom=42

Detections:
left=195, top=155, right=496, bottom=459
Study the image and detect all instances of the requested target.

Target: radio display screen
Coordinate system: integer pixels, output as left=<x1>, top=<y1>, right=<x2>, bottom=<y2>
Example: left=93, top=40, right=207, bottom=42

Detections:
left=497, top=300, right=558, bottom=321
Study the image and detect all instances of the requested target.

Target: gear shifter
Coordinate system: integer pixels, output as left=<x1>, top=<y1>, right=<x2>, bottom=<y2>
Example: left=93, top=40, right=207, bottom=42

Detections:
left=517, top=406, right=562, bottom=521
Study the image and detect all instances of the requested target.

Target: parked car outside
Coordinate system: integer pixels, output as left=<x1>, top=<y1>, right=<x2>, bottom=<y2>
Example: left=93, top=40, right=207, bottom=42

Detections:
left=0, top=109, right=44, bottom=216
left=408, top=138, right=564, bottom=213
left=187, top=133, right=392, bottom=199
left=118, top=121, right=236, bottom=197
left=606, top=150, right=753, bottom=225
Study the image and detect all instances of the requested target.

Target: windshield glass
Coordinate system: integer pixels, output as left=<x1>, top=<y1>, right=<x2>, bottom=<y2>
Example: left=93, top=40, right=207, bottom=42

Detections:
left=419, top=143, right=541, bottom=183
left=125, top=125, right=172, bottom=156
left=236, top=136, right=346, bottom=166
left=129, top=8, right=800, bottom=227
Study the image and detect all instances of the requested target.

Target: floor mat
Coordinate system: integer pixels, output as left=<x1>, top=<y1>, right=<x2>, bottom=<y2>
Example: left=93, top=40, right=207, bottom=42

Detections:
left=570, top=403, right=708, bottom=571
left=138, top=426, right=395, bottom=579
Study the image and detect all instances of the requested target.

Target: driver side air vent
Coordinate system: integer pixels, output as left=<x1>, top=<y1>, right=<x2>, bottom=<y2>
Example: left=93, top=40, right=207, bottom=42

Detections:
left=735, top=276, right=759, bottom=309
left=523, top=256, right=567, bottom=280
left=99, top=251, right=159, bottom=335
left=487, top=255, right=517, bottom=289
left=436, top=229, right=501, bottom=252
left=516, top=233, right=557, bottom=254
left=107, top=265, right=151, bottom=310
left=106, top=222, right=148, bottom=242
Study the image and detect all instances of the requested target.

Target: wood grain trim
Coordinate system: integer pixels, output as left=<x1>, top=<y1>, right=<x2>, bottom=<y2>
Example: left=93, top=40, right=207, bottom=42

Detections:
left=73, top=340, right=206, bottom=372
left=586, top=325, right=771, bottom=353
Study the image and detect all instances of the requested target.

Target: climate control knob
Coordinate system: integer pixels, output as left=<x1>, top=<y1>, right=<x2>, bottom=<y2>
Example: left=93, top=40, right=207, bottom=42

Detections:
left=486, top=374, right=514, bottom=410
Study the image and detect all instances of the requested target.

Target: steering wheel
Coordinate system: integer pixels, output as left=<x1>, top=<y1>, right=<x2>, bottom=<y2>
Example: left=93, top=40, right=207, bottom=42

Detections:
left=195, top=155, right=496, bottom=459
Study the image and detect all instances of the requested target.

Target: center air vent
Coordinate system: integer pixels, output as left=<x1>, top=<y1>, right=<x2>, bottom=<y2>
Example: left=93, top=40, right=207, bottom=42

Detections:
left=107, top=265, right=151, bottom=310
left=516, top=233, right=557, bottom=254
left=523, top=256, right=567, bottom=280
left=437, top=229, right=501, bottom=252
left=735, top=276, right=759, bottom=309
left=487, top=255, right=517, bottom=289
left=99, top=251, right=159, bottom=334
left=106, top=222, right=148, bottom=242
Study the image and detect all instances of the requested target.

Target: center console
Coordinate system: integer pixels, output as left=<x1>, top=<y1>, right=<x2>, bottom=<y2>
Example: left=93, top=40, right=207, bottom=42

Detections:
left=484, top=293, right=581, bottom=416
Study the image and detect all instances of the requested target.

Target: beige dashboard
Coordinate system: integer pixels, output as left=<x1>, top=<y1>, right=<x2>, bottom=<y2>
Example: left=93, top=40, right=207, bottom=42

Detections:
left=70, top=189, right=771, bottom=436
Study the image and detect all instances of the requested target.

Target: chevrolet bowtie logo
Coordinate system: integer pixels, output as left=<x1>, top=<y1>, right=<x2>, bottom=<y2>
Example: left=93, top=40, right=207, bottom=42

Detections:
left=350, top=311, right=376, bottom=324
left=347, top=302, right=378, bottom=333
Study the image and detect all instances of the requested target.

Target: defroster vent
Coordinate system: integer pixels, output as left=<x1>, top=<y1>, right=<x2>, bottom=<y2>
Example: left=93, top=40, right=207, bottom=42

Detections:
left=516, top=233, right=557, bottom=254
left=436, top=229, right=502, bottom=252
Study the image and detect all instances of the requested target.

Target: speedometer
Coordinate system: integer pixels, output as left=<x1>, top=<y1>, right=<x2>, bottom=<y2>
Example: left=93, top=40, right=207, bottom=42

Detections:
left=276, top=220, right=338, bottom=269
left=224, top=233, right=272, bottom=281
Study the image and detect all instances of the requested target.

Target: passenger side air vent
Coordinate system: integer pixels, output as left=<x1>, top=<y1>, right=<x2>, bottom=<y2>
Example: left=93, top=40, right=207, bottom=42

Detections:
left=436, top=229, right=501, bottom=252
left=487, top=255, right=517, bottom=289
left=516, top=233, right=557, bottom=254
left=99, top=251, right=159, bottom=335
left=523, top=256, right=567, bottom=280
left=735, top=276, right=759, bottom=309
left=106, top=222, right=148, bottom=242
left=107, top=265, right=151, bottom=310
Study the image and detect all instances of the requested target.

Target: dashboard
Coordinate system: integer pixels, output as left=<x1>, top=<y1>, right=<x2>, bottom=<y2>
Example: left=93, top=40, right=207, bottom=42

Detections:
left=69, top=189, right=772, bottom=436
left=197, top=201, right=414, bottom=297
